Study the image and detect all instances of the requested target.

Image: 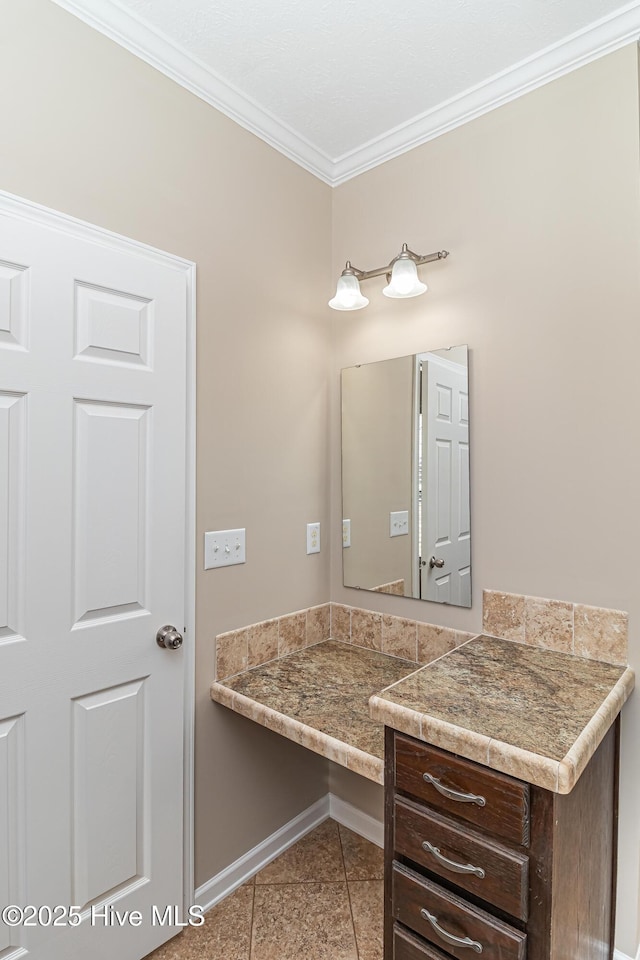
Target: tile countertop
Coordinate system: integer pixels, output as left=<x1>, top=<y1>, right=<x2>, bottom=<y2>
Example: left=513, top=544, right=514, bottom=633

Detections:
left=370, top=634, right=635, bottom=793
left=210, top=639, right=419, bottom=784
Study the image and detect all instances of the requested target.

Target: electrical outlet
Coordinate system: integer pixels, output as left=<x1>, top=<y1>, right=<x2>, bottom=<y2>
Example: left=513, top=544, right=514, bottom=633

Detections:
left=390, top=510, right=409, bottom=537
left=306, top=521, right=320, bottom=554
left=342, top=519, right=351, bottom=548
left=204, top=528, right=246, bottom=569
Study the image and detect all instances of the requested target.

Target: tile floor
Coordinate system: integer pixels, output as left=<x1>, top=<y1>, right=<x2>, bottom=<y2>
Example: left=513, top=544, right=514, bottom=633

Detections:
left=143, top=819, right=383, bottom=960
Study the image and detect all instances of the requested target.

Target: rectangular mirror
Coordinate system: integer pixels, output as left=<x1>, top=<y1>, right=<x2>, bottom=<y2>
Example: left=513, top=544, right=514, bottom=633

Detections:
left=341, top=345, right=471, bottom=607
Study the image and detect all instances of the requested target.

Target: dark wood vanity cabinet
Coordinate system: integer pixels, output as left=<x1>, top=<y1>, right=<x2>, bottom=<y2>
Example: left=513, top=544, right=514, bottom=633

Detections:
left=384, top=724, right=619, bottom=960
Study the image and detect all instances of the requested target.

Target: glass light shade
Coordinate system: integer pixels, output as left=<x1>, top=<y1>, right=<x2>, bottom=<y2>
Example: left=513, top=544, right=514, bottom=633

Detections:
left=383, top=257, right=427, bottom=298
left=328, top=273, right=369, bottom=311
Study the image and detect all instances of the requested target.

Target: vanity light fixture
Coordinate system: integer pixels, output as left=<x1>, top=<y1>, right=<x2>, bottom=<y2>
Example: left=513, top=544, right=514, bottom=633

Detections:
left=328, top=243, right=449, bottom=311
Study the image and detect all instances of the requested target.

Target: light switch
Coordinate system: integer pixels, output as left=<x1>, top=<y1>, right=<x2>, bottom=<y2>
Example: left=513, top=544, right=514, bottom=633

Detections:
left=204, top=528, right=246, bottom=569
left=307, top=522, right=320, bottom=554
left=390, top=510, right=409, bottom=537
left=342, top=519, right=351, bottom=548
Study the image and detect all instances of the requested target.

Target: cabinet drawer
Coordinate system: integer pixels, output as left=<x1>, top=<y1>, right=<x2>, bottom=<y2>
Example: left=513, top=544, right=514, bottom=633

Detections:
left=394, top=734, right=530, bottom=846
left=394, top=923, right=450, bottom=960
left=394, top=796, right=529, bottom=920
left=392, top=862, right=527, bottom=960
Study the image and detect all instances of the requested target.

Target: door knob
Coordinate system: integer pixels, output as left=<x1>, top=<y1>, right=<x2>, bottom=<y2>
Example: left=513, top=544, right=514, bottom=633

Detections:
left=429, top=556, right=445, bottom=569
left=156, top=625, right=183, bottom=650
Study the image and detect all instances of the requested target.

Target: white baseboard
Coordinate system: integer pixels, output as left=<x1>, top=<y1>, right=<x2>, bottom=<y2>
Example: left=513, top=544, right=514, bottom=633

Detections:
left=614, top=946, right=640, bottom=960
left=329, top=793, right=384, bottom=848
left=194, top=791, right=384, bottom=913
left=195, top=795, right=330, bottom=912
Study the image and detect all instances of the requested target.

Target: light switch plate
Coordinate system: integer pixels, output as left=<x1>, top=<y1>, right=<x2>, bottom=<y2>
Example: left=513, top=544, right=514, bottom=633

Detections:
left=204, top=528, right=246, bottom=569
left=390, top=510, right=409, bottom=537
left=307, top=522, right=320, bottom=554
left=342, top=519, right=351, bottom=548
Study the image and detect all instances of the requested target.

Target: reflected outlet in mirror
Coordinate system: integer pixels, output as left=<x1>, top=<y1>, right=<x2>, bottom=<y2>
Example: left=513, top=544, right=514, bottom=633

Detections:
left=341, top=345, right=471, bottom=608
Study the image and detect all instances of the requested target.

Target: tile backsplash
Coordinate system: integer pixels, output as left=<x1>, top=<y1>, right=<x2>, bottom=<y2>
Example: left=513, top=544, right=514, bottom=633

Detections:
left=215, top=601, right=474, bottom=680
left=483, top=590, right=628, bottom=666
left=215, top=604, right=330, bottom=680
left=214, top=590, right=629, bottom=682
left=330, top=604, right=474, bottom=665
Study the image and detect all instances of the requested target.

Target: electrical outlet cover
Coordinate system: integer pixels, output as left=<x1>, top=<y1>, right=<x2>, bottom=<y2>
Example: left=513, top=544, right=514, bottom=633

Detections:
left=342, top=519, right=351, bottom=548
left=307, top=522, right=321, bottom=554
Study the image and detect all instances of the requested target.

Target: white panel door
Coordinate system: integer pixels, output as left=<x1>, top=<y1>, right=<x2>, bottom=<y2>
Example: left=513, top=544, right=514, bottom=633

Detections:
left=421, top=357, right=470, bottom=604
left=0, top=198, right=190, bottom=960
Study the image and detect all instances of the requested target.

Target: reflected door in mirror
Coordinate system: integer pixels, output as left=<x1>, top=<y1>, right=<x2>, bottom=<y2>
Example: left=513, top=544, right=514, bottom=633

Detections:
left=341, top=345, right=471, bottom=609
left=419, top=352, right=470, bottom=605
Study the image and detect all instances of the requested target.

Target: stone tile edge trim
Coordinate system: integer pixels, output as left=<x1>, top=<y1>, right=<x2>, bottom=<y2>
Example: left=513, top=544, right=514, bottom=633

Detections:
left=215, top=603, right=331, bottom=681
left=483, top=590, right=629, bottom=666
left=557, top=666, right=635, bottom=793
left=485, top=739, right=560, bottom=793
left=210, top=683, right=383, bottom=784
left=369, top=694, right=422, bottom=741
left=370, top=690, right=560, bottom=793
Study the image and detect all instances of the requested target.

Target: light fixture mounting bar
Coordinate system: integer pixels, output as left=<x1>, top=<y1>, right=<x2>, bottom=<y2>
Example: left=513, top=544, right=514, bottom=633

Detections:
left=349, top=247, right=449, bottom=282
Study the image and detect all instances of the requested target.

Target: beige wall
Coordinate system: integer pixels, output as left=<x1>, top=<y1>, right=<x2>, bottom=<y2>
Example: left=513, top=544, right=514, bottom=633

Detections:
left=329, top=763, right=384, bottom=822
left=330, top=46, right=640, bottom=954
left=0, top=0, right=332, bottom=888
left=342, top=354, right=414, bottom=592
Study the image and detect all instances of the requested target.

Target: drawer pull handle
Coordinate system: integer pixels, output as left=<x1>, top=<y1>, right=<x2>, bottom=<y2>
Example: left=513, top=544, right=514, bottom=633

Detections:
left=420, top=908, right=483, bottom=953
left=422, top=840, right=486, bottom=879
left=422, top=772, right=486, bottom=807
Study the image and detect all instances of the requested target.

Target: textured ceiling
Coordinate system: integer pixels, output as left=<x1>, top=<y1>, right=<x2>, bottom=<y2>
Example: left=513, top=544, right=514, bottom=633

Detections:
left=114, top=0, right=632, bottom=158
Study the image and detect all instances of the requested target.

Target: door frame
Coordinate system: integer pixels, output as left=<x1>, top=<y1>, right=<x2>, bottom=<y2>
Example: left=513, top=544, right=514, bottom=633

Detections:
left=0, top=188, right=197, bottom=913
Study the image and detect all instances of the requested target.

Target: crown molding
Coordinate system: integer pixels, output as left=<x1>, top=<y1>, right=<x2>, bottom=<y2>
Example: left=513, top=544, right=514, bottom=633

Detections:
left=331, top=2, right=640, bottom=184
left=52, top=0, right=640, bottom=187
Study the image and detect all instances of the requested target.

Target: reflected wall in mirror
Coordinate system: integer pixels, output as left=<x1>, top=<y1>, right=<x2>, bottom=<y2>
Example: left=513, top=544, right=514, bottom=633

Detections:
left=341, top=345, right=471, bottom=608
